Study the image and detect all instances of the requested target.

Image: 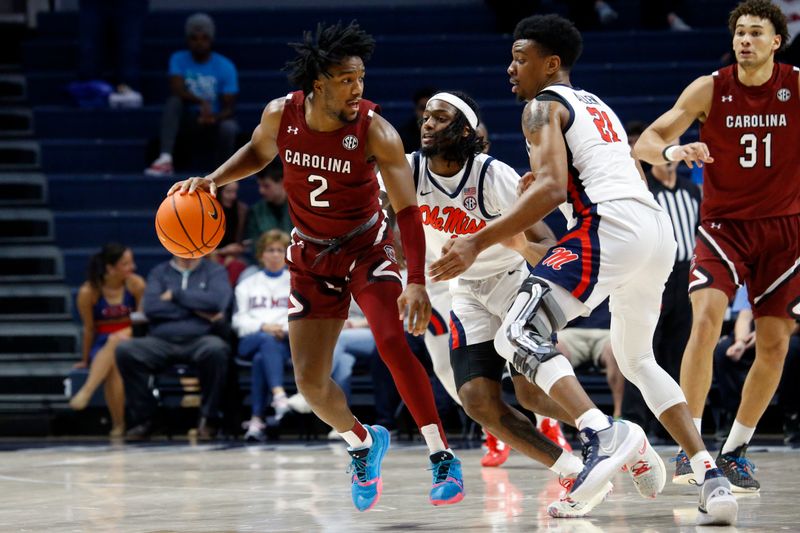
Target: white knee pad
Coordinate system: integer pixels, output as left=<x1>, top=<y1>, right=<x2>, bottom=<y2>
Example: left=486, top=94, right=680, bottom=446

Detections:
left=532, top=354, right=576, bottom=395
left=617, top=353, right=685, bottom=417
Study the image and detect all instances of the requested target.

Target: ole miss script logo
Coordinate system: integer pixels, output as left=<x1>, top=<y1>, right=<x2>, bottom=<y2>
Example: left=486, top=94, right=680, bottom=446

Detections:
left=420, top=205, right=485, bottom=235
left=542, top=247, right=579, bottom=270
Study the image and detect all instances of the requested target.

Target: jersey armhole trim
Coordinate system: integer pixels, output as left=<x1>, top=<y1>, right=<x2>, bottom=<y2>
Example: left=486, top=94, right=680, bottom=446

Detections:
left=412, top=151, right=421, bottom=191
left=535, top=91, right=575, bottom=133
left=476, top=157, right=497, bottom=220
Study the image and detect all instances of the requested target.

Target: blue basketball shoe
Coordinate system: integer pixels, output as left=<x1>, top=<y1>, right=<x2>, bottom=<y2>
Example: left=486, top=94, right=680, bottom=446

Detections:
left=429, top=450, right=465, bottom=505
left=347, top=424, right=390, bottom=512
left=569, top=419, right=645, bottom=502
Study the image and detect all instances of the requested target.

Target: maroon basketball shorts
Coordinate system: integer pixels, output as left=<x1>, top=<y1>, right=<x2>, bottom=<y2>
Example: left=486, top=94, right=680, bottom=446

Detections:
left=285, top=223, right=402, bottom=320
left=690, top=214, right=800, bottom=319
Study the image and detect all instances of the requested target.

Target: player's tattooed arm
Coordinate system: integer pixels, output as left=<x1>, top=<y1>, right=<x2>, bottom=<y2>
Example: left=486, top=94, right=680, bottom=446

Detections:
left=522, top=99, right=552, bottom=136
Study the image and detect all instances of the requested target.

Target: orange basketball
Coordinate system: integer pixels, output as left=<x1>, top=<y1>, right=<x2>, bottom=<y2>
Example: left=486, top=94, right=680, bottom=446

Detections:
left=155, top=190, right=226, bottom=258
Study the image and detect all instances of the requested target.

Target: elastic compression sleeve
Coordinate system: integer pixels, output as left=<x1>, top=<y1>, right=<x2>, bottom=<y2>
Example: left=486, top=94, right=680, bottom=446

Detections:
left=395, top=205, right=426, bottom=285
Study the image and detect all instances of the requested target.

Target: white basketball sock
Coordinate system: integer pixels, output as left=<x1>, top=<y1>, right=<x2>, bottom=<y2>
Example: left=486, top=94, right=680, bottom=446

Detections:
left=549, top=449, right=584, bottom=476
left=721, top=420, right=755, bottom=454
left=576, top=408, right=611, bottom=432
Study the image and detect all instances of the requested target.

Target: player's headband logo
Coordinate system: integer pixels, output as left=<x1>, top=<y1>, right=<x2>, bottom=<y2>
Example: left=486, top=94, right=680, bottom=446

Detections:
left=342, top=134, right=358, bottom=150
left=777, top=88, right=791, bottom=102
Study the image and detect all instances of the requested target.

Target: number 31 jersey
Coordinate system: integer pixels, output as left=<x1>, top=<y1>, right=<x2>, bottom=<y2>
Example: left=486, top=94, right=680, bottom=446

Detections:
left=534, top=84, right=660, bottom=227
left=701, top=63, right=800, bottom=221
left=277, top=90, right=381, bottom=239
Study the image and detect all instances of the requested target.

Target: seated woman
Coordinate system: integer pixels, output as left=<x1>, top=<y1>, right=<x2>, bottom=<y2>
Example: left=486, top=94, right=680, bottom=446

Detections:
left=232, top=230, right=291, bottom=442
left=70, top=243, right=145, bottom=437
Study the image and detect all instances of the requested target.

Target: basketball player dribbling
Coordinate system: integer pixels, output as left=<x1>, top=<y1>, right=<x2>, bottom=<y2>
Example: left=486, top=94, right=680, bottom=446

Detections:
left=430, top=14, right=738, bottom=525
left=169, top=21, right=464, bottom=511
left=635, top=0, right=800, bottom=493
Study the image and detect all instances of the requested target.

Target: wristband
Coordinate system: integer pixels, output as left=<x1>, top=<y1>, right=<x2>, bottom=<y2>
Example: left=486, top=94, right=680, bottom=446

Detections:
left=662, top=145, right=680, bottom=162
left=395, top=206, right=426, bottom=285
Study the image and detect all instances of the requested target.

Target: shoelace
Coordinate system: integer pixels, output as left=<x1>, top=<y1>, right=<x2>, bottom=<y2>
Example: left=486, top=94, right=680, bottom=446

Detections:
left=727, top=454, right=757, bottom=477
left=559, top=477, right=575, bottom=491
left=668, top=452, right=689, bottom=464
left=348, top=455, right=368, bottom=483
left=430, top=459, right=455, bottom=484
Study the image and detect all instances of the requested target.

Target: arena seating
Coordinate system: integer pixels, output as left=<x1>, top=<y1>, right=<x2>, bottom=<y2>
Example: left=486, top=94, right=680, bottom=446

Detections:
left=0, top=0, right=744, bottom=435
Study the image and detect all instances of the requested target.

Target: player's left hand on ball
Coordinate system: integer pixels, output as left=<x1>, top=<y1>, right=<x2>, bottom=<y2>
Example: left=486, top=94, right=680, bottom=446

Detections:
left=429, top=238, right=478, bottom=282
left=167, top=176, right=217, bottom=197
left=398, top=283, right=431, bottom=336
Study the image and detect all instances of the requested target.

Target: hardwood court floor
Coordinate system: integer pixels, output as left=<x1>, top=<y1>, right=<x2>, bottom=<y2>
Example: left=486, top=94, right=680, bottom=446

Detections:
left=0, top=440, right=796, bottom=532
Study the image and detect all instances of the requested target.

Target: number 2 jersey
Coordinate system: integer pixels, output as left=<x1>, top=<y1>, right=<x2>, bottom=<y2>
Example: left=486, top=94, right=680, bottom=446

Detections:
left=700, top=63, right=800, bottom=221
left=276, top=90, right=382, bottom=239
left=534, top=84, right=660, bottom=229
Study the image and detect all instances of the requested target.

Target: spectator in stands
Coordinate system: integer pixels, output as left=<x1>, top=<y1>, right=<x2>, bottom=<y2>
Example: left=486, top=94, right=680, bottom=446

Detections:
left=476, top=121, right=491, bottom=154
left=78, top=0, right=147, bottom=106
left=145, top=12, right=239, bottom=176
left=398, top=87, right=436, bottom=152
left=557, top=301, right=624, bottom=419
left=623, top=129, right=701, bottom=435
left=244, top=160, right=292, bottom=242
left=713, top=287, right=800, bottom=446
left=641, top=1, right=692, bottom=31
left=70, top=243, right=145, bottom=438
left=232, top=230, right=292, bottom=442
left=211, top=181, right=249, bottom=285
left=776, top=0, right=800, bottom=65
left=563, top=0, right=618, bottom=30
left=116, top=254, right=231, bottom=439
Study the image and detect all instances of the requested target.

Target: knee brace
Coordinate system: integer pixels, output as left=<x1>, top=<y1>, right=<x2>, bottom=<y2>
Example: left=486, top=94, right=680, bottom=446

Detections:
left=504, top=277, right=569, bottom=382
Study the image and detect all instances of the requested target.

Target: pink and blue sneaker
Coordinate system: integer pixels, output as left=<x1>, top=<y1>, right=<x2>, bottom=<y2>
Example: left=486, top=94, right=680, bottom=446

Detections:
left=429, top=450, right=465, bottom=505
left=348, top=424, right=391, bottom=512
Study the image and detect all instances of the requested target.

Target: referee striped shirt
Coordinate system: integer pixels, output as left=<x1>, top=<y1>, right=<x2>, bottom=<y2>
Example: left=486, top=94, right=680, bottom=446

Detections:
left=647, top=174, right=701, bottom=263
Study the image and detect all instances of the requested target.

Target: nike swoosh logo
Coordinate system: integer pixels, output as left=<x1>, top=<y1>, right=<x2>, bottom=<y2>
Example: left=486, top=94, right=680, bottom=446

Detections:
left=207, top=202, right=218, bottom=220
left=508, top=270, right=520, bottom=276
left=599, top=425, right=620, bottom=455
left=420, top=190, right=434, bottom=196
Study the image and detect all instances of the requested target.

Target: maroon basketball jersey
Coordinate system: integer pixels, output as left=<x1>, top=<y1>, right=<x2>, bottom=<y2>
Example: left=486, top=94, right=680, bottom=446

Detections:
left=276, top=91, right=381, bottom=238
left=700, top=63, right=800, bottom=220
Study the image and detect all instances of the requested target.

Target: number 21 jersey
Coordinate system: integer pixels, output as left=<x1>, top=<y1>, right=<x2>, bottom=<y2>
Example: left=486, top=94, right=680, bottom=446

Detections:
left=534, top=84, right=659, bottom=228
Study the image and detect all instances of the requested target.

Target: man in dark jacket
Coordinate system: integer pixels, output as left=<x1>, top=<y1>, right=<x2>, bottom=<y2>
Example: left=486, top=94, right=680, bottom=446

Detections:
left=116, top=255, right=232, bottom=438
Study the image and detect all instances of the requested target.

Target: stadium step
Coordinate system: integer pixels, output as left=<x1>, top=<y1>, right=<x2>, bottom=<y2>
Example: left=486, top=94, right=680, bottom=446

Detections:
left=0, top=361, right=74, bottom=395
left=21, top=30, right=731, bottom=72
left=47, top=173, right=260, bottom=211
left=25, top=62, right=718, bottom=106
left=40, top=138, right=146, bottom=173
left=0, top=106, right=33, bottom=137
left=0, top=322, right=80, bottom=354
left=34, top=96, right=680, bottom=140
left=0, top=208, right=53, bottom=243
left=0, top=73, right=25, bottom=103
left=0, top=284, right=72, bottom=321
left=0, top=140, right=39, bottom=169
left=0, top=245, right=64, bottom=283
left=54, top=210, right=160, bottom=248
left=0, top=172, right=47, bottom=206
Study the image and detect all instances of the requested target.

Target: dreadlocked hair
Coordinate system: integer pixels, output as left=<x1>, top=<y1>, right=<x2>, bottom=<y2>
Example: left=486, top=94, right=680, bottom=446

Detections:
left=285, top=20, right=376, bottom=95
left=421, top=90, right=488, bottom=165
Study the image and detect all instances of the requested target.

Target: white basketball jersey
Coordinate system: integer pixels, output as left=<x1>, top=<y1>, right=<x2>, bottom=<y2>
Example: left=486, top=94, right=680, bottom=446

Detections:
left=535, top=84, right=660, bottom=227
left=409, top=152, right=525, bottom=280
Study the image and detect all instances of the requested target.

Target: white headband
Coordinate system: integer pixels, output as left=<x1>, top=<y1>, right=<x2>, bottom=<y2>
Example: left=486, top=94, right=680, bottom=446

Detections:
left=429, top=92, right=479, bottom=130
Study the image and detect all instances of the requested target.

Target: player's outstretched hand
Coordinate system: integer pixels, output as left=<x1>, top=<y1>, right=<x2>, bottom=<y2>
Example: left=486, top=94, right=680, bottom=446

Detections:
left=429, top=237, right=478, bottom=282
left=398, top=283, right=431, bottom=336
left=518, top=171, right=535, bottom=195
left=673, top=142, right=714, bottom=168
left=167, top=176, right=217, bottom=197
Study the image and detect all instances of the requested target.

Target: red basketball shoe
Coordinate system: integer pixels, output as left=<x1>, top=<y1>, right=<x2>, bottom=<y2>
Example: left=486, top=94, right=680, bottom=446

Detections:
left=481, top=431, right=511, bottom=467
left=540, top=418, right=572, bottom=452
